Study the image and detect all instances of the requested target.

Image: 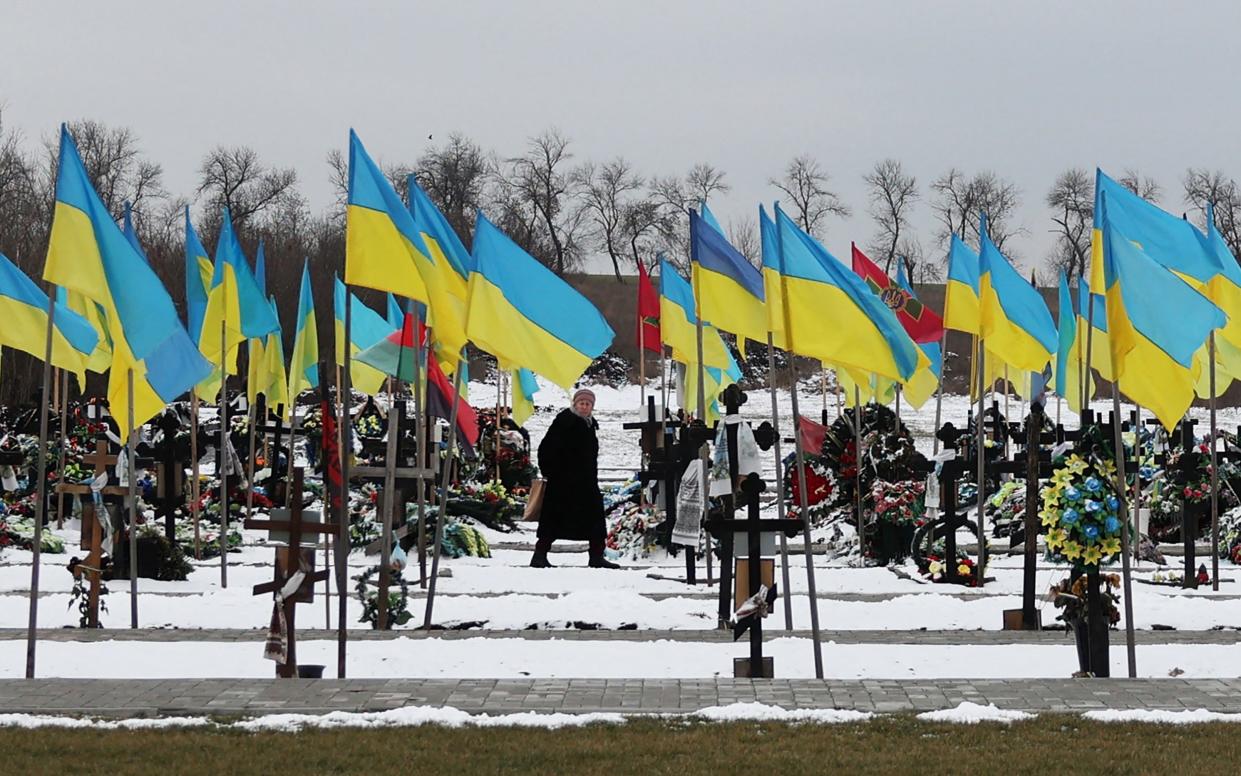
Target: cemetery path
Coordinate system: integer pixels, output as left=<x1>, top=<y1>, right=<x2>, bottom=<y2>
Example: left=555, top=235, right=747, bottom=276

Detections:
left=3, top=677, right=1241, bottom=716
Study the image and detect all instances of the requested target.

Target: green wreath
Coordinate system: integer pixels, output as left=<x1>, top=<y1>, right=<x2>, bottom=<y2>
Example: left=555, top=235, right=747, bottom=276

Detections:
left=354, top=565, right=411, bottom=629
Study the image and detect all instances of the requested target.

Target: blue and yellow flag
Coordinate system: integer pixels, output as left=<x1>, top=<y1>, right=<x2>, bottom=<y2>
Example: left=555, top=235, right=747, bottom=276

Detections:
left=978, top=215, right=1056, bottom=372
left=288, top=260, right=319, bottom=401
left=690, top=207, right=767, bottom=350
left=121, top=202, right=149, bottom=265
left=895, top=265, right=941, bottom=410
left=772, top=204, right=921, bottom=381
left=1075, top=282, right=1113, bottom=383
left=511, top=367, right=539, bottom=426
left=1055, top=271, right=1094, bottom=414
left=758, top=205, right=789, bottom=350
left=254, top=240, right=267, bottom=296
left=43, top=124, right=211, bottom=431
left=333, top=274, right=395, bottom=396
left=1101, top=195, right=1225, bottom=429
left=466, top=211, right=614, bottom=390
left=198, top=207, right=279, bottom=378
left=386, top=293, right=403, bottom=330
left=407, top=175, right=472, bottom=374
left=0, top=252, right=97, bottom=383
left=944, top=234, right=981, bottom=335
left=184, top=208, right=212, bottom=343
left=248, top=298, right=288, bottom=415
left=658, top=257, right=733, bottom=369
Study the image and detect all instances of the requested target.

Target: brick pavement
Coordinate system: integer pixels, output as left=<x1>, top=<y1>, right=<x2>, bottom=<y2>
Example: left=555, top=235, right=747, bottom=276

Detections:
left=1, top=677, right=1239, bottom=717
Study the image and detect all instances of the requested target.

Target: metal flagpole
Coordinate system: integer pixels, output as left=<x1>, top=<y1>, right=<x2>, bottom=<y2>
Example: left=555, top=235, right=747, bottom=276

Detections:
left=218, top=319, right=229, bottom=588
left=338, top=300, right=353, bottom=677
left=766, top=334, right=793, bottom=630
left=931, top=331, right=948, bottom=455
left=245, top=389, right=258, bottom=523
left=976, top=340, right=988, bottom=586
left=25, top=286, right=56, bottom=678
left=1084, top=292, right=1096, bottom=427
left=1110, top=383, right=1138, bottom=677
left=694, top=304, right=711, bottom=584
left=412, top=319, right=428, bottom=589
left=853, top=385, right=864, bottom=563
left=190, top=393, right=201, bottom=559
left=639, top=312, right=647, bottom=410
left=377, top=368, right=401, bottom=631
left=788, top=373, right=824, bottom=677
left=424, top=359, right=467, bottom=627
left=1210, top=333, right=1221, bottom=591
left=127, top=369, right=139, bottom=628
left=54, top=369, right=69, bottom=529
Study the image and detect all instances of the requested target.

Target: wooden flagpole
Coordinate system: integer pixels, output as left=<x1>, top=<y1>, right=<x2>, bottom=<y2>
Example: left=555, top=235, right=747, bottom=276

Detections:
left=412, top=312, right=428, bottom=589
left=218, top=319, right=229, bottom=588
left=127, top=369, right=139, bottom=628
left=424, top=359, right=467, bottom=627
left=1210, top=333, right=1221, bottom=591
left=931, top=331, right=948, bottom=455
left=853, top=385, right=864, bottom=562
left=338, top=299, right=353, bottom=677
left=190, top=392, right=202, bottom=559
left=1109, top=383, right=1138, bottom=677
left=25, top=285, right=57, bottom=678
left=976, top=339, right=988, bottom=585
left=54, top=368, right=69, bottom=529
left=766, top=334, right=793, bottom=630
left=693, top=296, right=711, bottom=584
left=788, top=368, right=825, bottom=678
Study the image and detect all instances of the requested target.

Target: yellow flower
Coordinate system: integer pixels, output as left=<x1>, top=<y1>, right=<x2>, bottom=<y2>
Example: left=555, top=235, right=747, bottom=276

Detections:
left=957, top=563, right=972, bottom=576
left=1066, top=456, right=1089, bottom=475
left=1100, top=537, right=1122, bottom=557
left=1052, top=470, right=1074, bottom=488
left=1040, top=509, right=1061, bottom=528
left=1083, top=545, right=1103, bottom=566
left=1045, top=528, right=1067, bottom=551
left=1062, top=541, right=1083, bottom=561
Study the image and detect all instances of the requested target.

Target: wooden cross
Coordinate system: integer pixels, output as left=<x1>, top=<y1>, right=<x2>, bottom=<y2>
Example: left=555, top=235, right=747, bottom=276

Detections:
left=352, top=400, right=436, bottom=628
left=245, top=466, right=333, bottom=678
left=150, top=411, right=187, bottom=543
left=56, top=437, right=127, bottom=628
left=1146, top=417, right=1200, bottom=587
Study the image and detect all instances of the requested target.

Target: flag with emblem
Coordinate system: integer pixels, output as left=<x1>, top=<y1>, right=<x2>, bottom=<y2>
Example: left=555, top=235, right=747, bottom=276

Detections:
left=850, top=244, right=944, bottom=344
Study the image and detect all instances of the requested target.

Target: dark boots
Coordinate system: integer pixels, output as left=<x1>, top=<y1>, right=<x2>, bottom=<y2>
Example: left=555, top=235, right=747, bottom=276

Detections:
left=588, top=538, right=620, bottom=569
left=530, top=537, right=555, bottom=568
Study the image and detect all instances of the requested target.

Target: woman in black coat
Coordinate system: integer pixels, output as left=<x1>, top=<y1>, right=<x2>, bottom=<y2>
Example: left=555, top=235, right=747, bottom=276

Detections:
left=530, top=388, right=619, bottom=569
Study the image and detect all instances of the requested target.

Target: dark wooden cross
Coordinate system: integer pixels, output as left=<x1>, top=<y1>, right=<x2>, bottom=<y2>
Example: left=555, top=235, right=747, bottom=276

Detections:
left=245, top=466, right=333, bottom=678
left=353, top=399, right=436, bottom=628
left=250, top=395, right=297, bottom=501
left=150, top=411, right=187, bottom=543
left=1145, top=417, right=1199, bottom=587
left=56, top=437, right=128, bottom=628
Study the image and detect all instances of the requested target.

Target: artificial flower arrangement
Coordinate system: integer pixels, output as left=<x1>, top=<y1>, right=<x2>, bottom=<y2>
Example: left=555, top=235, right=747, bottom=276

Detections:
left=605, top=502, right=664, bottom=560
left=1048, top=572, right=1122, bottom=628
left=475, top=408, right=538, bottom=490
left=1147, top=441, right=1238, bottom=541
left=921, top=547, right=978, bottom=585
left=445, top=480, right=523, bottom=531
left=354, top=412, right=383, bottom=440
left=1040, top=453, right=1125, bottom=567
left=1217, top=505, right=1241, bottom=565
left=783, top=452, right=839, bottom=524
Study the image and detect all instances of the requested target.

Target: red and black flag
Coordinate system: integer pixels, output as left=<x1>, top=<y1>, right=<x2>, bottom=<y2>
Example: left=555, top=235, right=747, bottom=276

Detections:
left=850, top=244, right=944, bottom=344
left=426, top=354, right=480, bottom=457
left=636, top=258, right=662, bottom=354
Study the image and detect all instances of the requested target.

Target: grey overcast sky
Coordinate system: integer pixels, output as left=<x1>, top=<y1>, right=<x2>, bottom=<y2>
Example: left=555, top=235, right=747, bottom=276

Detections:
left=3, top=0, right=1240, bottom=276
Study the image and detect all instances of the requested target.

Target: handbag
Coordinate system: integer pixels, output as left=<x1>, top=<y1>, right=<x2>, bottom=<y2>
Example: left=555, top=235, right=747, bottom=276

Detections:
left=523, top=478, right=546, bottom=521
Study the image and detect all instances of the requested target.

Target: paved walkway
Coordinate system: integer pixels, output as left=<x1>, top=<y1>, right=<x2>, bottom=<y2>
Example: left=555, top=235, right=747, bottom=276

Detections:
left=3, top=627, right=1239, bottom=644
left=2, top=677, right=1240, bottom=717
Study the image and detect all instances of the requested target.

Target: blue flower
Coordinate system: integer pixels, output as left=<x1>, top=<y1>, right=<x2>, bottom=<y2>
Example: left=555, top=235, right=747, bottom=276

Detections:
left=1061, top=508, right=1080, bottom=526
left=1065, top=486, right=1082, bottom=502
left=1140, top=466, right=1155, bottom=480
left=1084, top=499, right=1101, bottom=513
left=1104, top=515, right=1121, bottom=534
left=1083, top=524, right=1100, bottom=541
left=1085, top=477, right=1102, bottom=493
left=1106, top=496, right=1120, bottom=511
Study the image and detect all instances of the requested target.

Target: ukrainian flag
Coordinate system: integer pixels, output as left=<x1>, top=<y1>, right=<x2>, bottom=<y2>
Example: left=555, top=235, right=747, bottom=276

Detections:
left=0, top=252, right=97, bottom=383
left=511, top=367, right=538, bottom=426
left=198, top=207, right=279, bottom=385
left=895, top=266, right=941, bottom=410
left=773, top=204, right=921, bottom=382
left=121, top=202, right=149, bottom=265
left=758, top=205, right=788, bottom=350
left=1076, top=282, right=1113, bottom=382
left=59, top=287, right=111, bottom=376
left=407, top=175, right=473, bottom=374
left=288, top=260, right=319, bottom=401
left=1055, top=271, right=1093, bottom=415
left=690, top=207, right=767, bottom=350
left=43, top=124, right=211, bottom=431
left=333, top=274, right=394, bottom=396
left=943, top=234, right=981, bottom=336
left=466, top=211, right=614, bottom=390
left=184, top=208, right=212, bottom=342
left=978, top=215, right=1056, bottom=373
left=1100, top=201, right=1225, bottom=430
left=658, top=258, right=733, bottom=370
left=247, top=298, right=288, bottom=416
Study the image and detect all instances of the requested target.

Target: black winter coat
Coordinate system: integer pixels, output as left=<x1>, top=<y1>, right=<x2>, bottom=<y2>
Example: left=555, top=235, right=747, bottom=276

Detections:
left=536, top=409, right=605, bottom=541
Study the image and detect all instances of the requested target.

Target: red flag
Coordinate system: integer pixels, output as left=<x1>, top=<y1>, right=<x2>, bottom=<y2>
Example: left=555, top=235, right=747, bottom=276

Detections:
left=319, top=386, right=342, bottom=518
left=849, top=244, right=944, bottom=344
left=426, top=354, right=480, bottom=454
left=636, top=259, right=661, bottom=354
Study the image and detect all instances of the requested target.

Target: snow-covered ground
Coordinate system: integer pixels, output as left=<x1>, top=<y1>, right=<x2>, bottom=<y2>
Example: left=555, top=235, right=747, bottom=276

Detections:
left=5, top=380, right=1241, bottom=680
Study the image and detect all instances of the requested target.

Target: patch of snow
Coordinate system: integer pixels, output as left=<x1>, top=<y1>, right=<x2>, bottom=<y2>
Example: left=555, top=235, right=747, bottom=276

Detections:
left=0, top=714, right=210, bottom=729
left=235, top=706, right=626, bottom=731
left=916, top=702, right=1034, bottom=724
left=689, top=702, right=871, bottom=723
left=1082, top=708, right=1241, bottom=724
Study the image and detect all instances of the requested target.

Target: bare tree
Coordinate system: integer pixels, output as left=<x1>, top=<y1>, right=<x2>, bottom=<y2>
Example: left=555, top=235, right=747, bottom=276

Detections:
left=197, top=146, right=299, bottom=232
left=1046, top=167, right=1093, bottom=280
left=1184, top=168, right=1241, bottom=261
left=501, top=129, right=586, bottom=275
left=621, top=198, right=669, bottom=270
left=726, top=214, right=761, bottom=267
left=685, top=162, right=730, bottom=204
left=578, top=157, right=643, bottom=281
left=50, top=120, right=166, bottom=228
left=930, top=168, right=1022, bottom=260
left=414, top=132, right=489, bottom=246
left=863, top=158, right=917, bottom=272
left=1118, top=169, right=1161, bottom=202
left=771, top=154, right=850, bottom=237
